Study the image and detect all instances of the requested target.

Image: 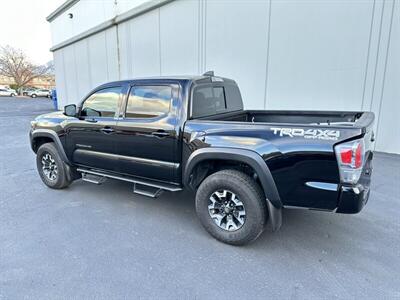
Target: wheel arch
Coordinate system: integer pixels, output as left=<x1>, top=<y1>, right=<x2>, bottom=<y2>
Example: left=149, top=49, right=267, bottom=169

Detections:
left=31, top=129, right=70, bottom=165
left=184, top=148, right=282, bottom=208
left=184, top=148, right=282, bottom=231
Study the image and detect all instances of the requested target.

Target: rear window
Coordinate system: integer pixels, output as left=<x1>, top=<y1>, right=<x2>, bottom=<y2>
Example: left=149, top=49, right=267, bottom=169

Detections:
left=192, top=86, right=227, bottom=118
left=191, top=83, right=243, bottom=118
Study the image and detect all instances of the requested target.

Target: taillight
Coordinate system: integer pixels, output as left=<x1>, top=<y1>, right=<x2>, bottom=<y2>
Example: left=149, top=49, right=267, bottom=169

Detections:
left=355, top=143, right=362, bottom=168
left=340, top=149, right=353, bottom=164
left=335, top=139, right=365, bottom=184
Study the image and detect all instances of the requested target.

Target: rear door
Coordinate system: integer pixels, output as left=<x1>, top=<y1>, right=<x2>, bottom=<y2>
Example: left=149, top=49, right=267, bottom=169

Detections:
left=113, top=83, right=180, bottom=182
left=64, top=86, right=125, bottom=172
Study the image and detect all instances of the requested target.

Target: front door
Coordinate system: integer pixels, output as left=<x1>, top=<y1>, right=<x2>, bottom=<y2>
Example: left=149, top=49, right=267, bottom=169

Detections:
left=64, top=86, right=124, bottom=172
left=113, top=83, right=180, bottom=183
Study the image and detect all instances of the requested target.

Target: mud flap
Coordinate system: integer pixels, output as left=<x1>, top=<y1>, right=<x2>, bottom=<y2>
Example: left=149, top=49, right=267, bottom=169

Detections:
left=266, top=198, right=282, bottom=231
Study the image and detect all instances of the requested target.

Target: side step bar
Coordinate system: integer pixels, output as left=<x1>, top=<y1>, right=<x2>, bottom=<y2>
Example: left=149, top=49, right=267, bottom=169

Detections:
left=77, top=168, right=182, bottom=193
left=133, top=183, right=163, bottom=198
left=81, top=173, right=107, bottom=185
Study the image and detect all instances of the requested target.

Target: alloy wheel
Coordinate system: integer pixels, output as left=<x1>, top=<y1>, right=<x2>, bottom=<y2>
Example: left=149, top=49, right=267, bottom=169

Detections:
left=208, top=190, right=246, bottom=231
left=41, top=153, right=58, bottom=181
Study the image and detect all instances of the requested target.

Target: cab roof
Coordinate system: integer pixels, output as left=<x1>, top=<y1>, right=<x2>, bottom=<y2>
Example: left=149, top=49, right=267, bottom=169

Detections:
left=96, top=72, right=236, bottom=90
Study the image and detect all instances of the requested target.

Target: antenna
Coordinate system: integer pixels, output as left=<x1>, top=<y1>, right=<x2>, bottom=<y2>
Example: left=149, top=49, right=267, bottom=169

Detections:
left=203, top=71, right=214, bottom=76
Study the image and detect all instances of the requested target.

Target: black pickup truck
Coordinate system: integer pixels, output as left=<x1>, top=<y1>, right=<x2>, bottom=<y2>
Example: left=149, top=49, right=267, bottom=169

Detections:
left=30, top=72, right=375, bottom=245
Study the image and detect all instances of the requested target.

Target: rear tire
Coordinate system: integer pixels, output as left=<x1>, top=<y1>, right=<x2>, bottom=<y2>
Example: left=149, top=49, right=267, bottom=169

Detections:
left=31, top=94, right=37, bottom=98
left=11, top=93, right=15, bottom=97
left=195, top=169, right=268, bottom=245
left=36, top=143, right=72, bottom=189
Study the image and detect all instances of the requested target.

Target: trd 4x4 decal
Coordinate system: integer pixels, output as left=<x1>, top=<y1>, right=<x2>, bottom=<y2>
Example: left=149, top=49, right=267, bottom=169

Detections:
left=271, top=127, right=340, bottom=141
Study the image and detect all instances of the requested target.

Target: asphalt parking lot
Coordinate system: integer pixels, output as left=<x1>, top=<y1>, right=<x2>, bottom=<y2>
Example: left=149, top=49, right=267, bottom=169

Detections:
left=0, top=97, right=399, bottom=299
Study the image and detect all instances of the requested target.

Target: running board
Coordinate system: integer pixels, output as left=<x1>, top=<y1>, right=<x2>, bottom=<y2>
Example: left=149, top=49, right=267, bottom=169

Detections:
left=133, top=183, right=163, bottom=198
left=81, top=173, right=107, bottom=185
left=77, top=168, right=182, bottom=192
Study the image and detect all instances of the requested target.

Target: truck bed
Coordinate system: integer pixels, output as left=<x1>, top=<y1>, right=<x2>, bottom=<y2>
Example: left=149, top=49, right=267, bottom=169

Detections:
left=198, top=110, right=373, bottom=128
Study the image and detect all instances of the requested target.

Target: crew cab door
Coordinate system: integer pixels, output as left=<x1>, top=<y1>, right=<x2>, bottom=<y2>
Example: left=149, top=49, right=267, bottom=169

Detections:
left=64, top=86, right=124, bottom=171
left=113, top=83, right=180, bottom=183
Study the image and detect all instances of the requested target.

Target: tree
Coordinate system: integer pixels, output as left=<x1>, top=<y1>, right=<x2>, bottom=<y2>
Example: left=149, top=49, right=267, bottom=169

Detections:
left=0, top=45, right=52, bottom=94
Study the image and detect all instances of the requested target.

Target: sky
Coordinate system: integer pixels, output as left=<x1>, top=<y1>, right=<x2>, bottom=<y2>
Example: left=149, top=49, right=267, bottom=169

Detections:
left=0, top=0, right=65, bottom=65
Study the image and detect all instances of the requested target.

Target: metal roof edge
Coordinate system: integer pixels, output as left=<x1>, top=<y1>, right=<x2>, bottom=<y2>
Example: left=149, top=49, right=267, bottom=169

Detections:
left=50, top=19, right=116, bottom=52
left=46, top=0, right=80, bottom=22
left=49, top=0, right=175, bottom=52
left=115, top=0, right=174, bottom=24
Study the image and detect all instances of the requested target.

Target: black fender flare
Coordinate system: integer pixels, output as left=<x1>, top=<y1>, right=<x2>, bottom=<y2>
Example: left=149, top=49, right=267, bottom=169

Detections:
left=30, top=129, right=71, bottom=165
left=184, top=147, right=282, bottom=231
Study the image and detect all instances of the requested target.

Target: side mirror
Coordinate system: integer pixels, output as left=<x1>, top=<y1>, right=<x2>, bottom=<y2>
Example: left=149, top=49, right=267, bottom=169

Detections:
left=64, top=104, right=77, bottom=117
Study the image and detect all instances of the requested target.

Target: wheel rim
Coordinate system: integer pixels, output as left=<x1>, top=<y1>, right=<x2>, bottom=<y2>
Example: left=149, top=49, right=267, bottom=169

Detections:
left=208, top=190, right=246, bottom=231
left=41, top=153, right=58, bottom=181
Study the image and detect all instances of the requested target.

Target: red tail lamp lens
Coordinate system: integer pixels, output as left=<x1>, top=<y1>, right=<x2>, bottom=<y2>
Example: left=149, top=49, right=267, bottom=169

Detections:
left=335, top=139, right=365, bottom=184
left=340, top=149, right=353, bottom=165
left=355, top=143, right=362, bottom=168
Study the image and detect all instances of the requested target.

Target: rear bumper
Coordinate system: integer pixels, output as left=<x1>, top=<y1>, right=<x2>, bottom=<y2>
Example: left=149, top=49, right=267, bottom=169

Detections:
left=336, top=152, right=373, bottom=214
left=336, top=184, right=370, bottom=214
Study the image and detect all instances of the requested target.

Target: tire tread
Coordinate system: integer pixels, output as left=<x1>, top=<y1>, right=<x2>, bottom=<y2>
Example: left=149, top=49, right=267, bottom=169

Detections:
left=36, top=142, right=71, bottom=189
left=195, top=169, right=268, bottom=245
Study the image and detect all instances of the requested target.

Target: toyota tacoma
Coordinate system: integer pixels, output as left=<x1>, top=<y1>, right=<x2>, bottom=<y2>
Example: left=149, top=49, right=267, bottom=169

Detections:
left=30, top=72, right=375, bottom=245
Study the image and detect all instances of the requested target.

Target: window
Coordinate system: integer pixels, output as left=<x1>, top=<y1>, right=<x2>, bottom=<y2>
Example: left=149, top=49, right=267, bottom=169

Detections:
left=81, top=87, right=121, bottom=118
left=125, top=85, right=172, bottom=118
left=192, top=86, right=227, bottom=118
left=225, top=84, right=243, bottom=112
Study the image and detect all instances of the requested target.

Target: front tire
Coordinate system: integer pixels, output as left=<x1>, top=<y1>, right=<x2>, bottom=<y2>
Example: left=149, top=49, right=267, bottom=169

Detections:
left=195, top=169, right=268, bottom=245
left=11, top=93, right=15, bottom=97
left=36, top=143, right=72, bottom=189
left=31, top=94, right=37, bottom=98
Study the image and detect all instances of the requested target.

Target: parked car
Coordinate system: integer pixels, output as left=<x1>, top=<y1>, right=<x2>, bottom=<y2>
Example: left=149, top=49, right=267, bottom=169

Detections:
left=27, top=89, right=51, bottom=98
left=0, top=88, right=17, bottom=97
left=29, top=72, right=375, bottom=245
left=22, top=87, right=38, bottom=96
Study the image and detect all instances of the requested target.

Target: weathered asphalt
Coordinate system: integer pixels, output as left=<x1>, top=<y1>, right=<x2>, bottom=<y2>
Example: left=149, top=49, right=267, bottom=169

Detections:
left=0, top=97, right=399, bottom=299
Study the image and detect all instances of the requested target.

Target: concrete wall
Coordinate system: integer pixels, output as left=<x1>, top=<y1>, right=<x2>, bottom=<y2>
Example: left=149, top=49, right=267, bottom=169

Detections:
left=51, top=0, right=399, bottom=154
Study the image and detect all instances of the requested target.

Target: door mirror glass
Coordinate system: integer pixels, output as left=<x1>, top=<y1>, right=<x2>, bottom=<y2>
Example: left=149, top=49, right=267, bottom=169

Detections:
left=64, top=104, right=77, bottom=117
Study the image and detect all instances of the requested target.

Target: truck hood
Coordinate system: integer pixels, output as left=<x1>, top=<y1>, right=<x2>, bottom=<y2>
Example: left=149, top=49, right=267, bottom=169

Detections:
left=32, top=111, right=76, bottom=129
left=35, top=110, right=69, bottom=121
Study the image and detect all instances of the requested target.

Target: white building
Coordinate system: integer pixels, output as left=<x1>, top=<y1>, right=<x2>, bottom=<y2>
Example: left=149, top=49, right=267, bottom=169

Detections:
left=48, top=0, right=399, bottom=154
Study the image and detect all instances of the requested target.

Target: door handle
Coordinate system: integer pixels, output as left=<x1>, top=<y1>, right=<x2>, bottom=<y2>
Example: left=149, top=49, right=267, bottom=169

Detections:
left=151, top=130, right=169, bottom=138
left=100, top=127, right=115, bottom=134
left=85, top=118, right=97, bottom=123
